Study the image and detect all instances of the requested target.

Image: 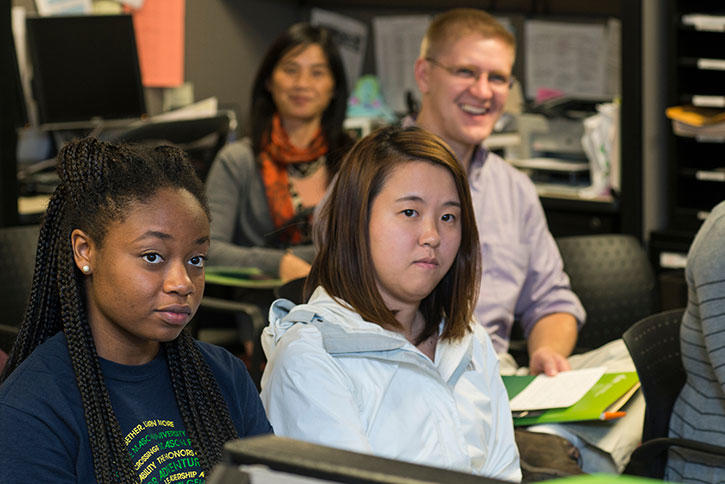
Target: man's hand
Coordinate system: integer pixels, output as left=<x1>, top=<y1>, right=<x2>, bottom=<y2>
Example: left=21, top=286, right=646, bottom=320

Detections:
left=529, top=346, right=571, bottom=376
left=527, top=313, right=578, bottom=376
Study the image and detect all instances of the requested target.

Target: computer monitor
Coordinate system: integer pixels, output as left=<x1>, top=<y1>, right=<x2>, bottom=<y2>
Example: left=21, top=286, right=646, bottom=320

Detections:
left=25, top=14, right=147, bottom=129
left=9, top=25, right=28, bottom=129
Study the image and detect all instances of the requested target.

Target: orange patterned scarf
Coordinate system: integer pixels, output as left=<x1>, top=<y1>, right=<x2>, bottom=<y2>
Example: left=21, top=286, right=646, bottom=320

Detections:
left=259, top=115, right=328, bottom=245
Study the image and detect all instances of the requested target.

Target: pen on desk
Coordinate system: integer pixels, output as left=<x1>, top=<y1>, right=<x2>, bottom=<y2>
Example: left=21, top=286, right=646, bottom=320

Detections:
left=512, top=410, right=546, bottom=418
left=600, top=411, right=626, bottom=421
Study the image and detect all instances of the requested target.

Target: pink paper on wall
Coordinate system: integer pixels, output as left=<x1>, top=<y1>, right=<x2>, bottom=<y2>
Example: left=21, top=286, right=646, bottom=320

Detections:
left=130, top=0, right=185, bottom=87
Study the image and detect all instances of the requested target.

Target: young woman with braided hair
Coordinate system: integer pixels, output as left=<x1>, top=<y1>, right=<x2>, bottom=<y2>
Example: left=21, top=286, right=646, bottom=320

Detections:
left=0, top=137, right=271, bottom=483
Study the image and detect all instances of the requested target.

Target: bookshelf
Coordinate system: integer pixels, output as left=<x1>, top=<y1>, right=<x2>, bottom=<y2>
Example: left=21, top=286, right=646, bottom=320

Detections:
left=650, top=0, right=725, bottom=307
left=666, top=1, right=725, bottom=232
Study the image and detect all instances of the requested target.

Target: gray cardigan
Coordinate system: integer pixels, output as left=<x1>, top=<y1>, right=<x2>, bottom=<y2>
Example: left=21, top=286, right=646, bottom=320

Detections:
left=205, top=138, right=315, bottom=277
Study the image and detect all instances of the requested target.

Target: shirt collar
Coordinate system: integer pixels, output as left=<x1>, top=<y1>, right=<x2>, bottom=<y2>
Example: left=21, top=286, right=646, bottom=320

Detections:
left=470, top=144, right=489, bottom=171
left=402, top=114, right=490, bottom=171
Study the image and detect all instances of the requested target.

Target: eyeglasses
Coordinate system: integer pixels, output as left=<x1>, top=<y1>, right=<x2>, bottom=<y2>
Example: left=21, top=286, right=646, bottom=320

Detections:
left=425, top=57, right=514, bottom=90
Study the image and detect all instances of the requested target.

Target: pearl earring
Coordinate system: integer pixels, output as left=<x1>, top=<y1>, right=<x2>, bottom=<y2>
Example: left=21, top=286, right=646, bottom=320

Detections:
left=81, top=265, right=90, bottom=274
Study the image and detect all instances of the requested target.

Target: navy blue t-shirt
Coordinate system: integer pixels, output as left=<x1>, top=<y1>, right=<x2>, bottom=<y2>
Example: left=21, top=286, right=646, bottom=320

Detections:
left=0, top=332, right=271, bottom=483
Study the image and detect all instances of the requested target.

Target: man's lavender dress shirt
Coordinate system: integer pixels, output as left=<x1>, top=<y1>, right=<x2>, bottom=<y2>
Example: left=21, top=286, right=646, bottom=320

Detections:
left=467, top=146, right=585, bottom=353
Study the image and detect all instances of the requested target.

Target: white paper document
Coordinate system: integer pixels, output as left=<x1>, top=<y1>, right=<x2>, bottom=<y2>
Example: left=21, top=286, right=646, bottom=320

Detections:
left=509, top=367, right=606, bottom=411
left=525, top=20, right=610, bottom=100
left=682, top=14, right=725, bottom=32
left=149, top=97, right=219, bottom=123
left=35, top=0, right=91, bottom=16
left=373, top=15, right=430, bottom=113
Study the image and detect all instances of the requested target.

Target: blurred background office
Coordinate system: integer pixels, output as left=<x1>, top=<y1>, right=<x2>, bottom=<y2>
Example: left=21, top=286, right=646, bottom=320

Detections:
left=2, top=0, right=724, bottom=380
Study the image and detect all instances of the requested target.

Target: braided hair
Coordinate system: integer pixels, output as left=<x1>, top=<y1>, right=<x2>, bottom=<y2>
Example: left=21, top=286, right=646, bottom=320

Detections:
left=1, top=138, right=239, bottom=483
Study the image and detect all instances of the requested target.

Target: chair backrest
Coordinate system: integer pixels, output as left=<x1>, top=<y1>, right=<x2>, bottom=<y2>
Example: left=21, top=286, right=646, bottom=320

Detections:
left=622, top=307, right=686, bottom=443
left=556, top=234, right=657, bottom=352
left=274, top=277, right=307, bottom=305
left=0, top=225, right=40, bottom=352
left=112, top=112, right=233, bottom=181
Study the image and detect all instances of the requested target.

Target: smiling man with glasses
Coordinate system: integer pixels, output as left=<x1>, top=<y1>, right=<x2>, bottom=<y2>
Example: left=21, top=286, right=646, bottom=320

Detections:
left=406, top=9, right=643, bottom=475
left=411, top=7, right=584, bottom=382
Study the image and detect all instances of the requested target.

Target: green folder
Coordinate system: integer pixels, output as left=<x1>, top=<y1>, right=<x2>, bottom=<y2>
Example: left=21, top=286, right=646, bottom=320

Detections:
left=545, top=473, right=664, bottom=483
left=502, top=372, right=640, bottom=426
left=205, top=266, right=283, bottom=289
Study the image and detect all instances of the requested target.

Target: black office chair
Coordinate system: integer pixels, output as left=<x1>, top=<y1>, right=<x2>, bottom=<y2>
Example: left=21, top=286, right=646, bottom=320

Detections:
left=191, top=287, right=270, bottom=388
left=194, top=276, right=307, bottom=388
left=0, top=225, right=41, bottom=353
left=509, top=234, right=658, bottom=364
left=274, top=277, right=307, bottom=305
left=622, top=308, right=725, bottom=478
left=188, top=266, right=284, bottom=389
left=557, top=234, right=657, bottom=353
left=111, top=111, right=234, bottom=181
left=191, top=276, right=306, bottom=388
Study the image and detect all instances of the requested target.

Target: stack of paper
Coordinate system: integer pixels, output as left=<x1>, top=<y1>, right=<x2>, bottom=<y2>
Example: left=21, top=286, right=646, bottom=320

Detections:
left=682, top=14, right=725, bottom=32
left=666, top=105, right=725, bottom=139
left=502, top=368, right=640, bottom=426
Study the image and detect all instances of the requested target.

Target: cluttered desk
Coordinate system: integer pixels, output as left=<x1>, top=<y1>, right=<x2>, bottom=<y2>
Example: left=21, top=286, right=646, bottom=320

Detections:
left=16, top=13, right=146, bottom=214
left=16, top=13, right=237, bottom=224
left=502, top=97, right=619, bottom=203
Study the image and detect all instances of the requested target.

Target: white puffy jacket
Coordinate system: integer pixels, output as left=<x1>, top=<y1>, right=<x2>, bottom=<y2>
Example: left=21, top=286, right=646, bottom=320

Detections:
left=260, top=287, right=521, bottom=482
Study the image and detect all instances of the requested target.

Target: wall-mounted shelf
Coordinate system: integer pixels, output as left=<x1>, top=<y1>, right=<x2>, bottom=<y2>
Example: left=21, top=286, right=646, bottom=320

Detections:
left=666, top=1, right=725, bottom=233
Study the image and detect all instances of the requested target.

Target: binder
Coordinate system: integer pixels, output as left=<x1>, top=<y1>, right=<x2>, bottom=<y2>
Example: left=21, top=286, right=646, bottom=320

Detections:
left=503, top=372, right=640, bottom=426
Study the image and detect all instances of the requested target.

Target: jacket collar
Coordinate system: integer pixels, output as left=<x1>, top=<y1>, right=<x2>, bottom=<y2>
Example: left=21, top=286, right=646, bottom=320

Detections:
left=267, top=286, right=475, bottom=385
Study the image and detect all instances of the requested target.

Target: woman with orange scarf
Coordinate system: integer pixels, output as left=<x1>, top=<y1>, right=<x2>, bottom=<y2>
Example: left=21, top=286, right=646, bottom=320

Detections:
left=206, top=23, right=352, bottom=283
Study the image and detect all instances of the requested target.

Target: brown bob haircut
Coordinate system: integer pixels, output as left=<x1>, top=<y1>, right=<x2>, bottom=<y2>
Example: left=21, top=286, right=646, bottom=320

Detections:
left=420, top=8, right=516, bottom=60
left=306, top=125, right=481, bottom=344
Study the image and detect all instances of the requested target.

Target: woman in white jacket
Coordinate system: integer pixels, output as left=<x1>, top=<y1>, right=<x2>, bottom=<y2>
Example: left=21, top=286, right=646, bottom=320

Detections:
left=260, top=126, right=521, bottom=481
